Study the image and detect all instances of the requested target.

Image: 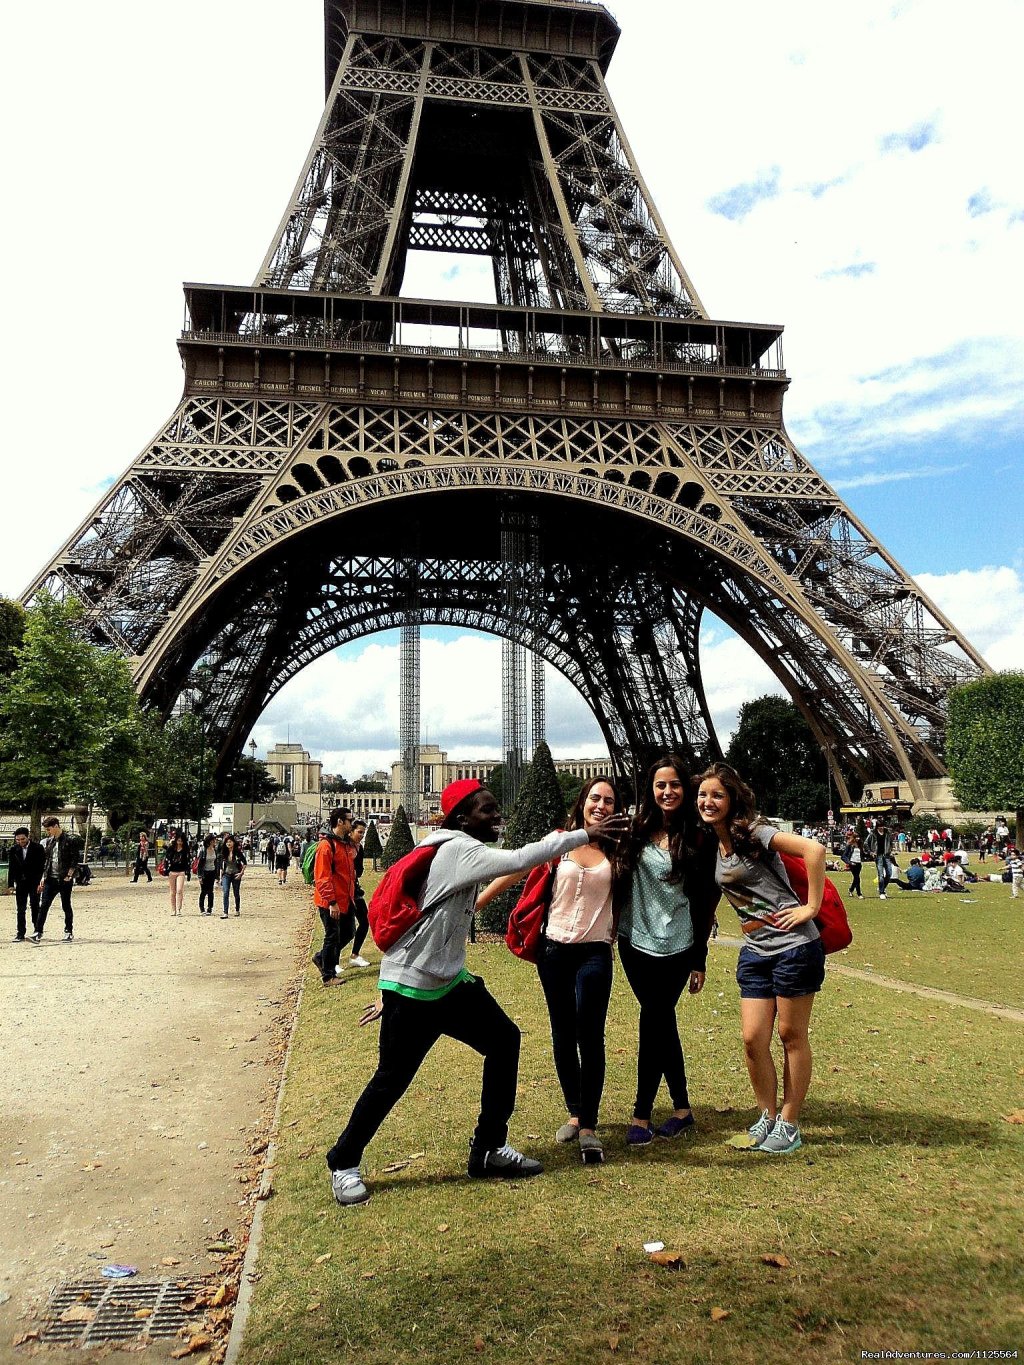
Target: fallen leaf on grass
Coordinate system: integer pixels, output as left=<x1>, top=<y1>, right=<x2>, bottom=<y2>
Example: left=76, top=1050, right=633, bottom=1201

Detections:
left=60, top=1306, right=96, bottom=1324
left=649, top=1251, right=685, bottom=1269
left=607, top=1333, right=620, bottom=1351
left=360, top=1272, right=376, bottom=1281
left=472, top=1337, right=485, bottom=1352
left=710, top=1307, right=732, bottom=1322
left=297, top=1147, right=316, bottom=1160
left=1002, top=1110, right=1024, bottom=1125
left=314, top=1253, right=332, bottom=1264
left=761, top=1253, right=791, bottom=1269
left=820, top=1249, right=841, bottom=1258
left=307, top=1301, right=322, bottom=1312
left=437, top=1223, right=450, bottom=1234
left=383, top=1161, right=409, bottom=1173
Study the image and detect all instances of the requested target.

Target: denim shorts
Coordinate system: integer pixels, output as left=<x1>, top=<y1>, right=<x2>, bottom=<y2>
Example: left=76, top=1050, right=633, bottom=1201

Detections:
left=736, top=939, right=826, bottom=999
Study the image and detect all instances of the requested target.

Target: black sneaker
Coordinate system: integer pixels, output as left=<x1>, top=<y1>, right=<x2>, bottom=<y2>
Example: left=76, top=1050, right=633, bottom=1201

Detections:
left=468, top=1142, right=543, bottom=1179
left=13, top=934, right=25, bottom=942
left=30, top=931, right=42, bottom=942
left=63, top=931, right=74, bottom=942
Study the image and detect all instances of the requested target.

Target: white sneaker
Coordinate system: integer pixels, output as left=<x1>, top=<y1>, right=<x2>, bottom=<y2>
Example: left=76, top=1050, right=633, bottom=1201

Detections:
left=330, top=1167, right=370, bottom=1206
left=334, top=963, right=344, bottom=976
left=349, top=955, right=370, bottom=968
left=878, top=893, right=887, bottom=900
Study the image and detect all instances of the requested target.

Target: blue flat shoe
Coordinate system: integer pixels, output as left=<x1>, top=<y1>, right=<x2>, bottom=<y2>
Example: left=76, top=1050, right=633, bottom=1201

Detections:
left=656, top=1113, right=696, bottom=1139
left=626, top=1123, right=654, bottom=1146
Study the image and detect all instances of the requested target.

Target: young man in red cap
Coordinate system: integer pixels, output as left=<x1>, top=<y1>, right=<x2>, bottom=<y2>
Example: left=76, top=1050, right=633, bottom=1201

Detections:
left=325, top=778, right=627, bottom=1206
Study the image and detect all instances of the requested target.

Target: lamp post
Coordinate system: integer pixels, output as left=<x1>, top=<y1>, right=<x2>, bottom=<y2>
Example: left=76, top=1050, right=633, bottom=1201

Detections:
left=248, top=738, right=258, bottom=831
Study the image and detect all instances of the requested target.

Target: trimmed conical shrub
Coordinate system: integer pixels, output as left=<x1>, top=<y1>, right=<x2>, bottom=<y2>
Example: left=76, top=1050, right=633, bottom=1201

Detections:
left=363, top=820, right=384, bottom=867
left=381, top=805, right=415, bottom=869
left=478, top=742, right=568, bottom=933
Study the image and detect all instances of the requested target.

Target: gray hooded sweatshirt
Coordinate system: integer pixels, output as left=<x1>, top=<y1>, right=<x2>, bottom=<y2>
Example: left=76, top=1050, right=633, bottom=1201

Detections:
left=379, top=826, right=590, bottom=997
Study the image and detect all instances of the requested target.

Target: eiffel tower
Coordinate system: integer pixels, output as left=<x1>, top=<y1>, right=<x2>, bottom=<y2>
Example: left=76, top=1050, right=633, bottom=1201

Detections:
left=24, top=0, right=988, bottom=807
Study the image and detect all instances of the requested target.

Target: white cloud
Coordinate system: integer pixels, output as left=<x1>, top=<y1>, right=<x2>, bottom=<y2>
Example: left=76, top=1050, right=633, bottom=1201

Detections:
left=915, top=566, right=1024, bottom=671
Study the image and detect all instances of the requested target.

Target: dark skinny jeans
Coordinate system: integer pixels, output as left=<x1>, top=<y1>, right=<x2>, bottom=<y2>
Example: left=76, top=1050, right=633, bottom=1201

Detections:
left=848, top=862, right=862, bottom=896
left=317, top=907, right=355, bottom=981
left=536, top=939, right=613, bottom=1131
left=351, top=892, right=369, bottom=957
left=198, top=870, right=217, bottom=912
left=326, top=976, right=520, bottom=1170
left=618, top=937, right=696, bottom=1122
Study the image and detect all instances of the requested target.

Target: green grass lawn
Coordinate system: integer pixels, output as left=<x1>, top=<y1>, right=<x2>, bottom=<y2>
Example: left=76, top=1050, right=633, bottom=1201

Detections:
left=828, top=863, right=1023, bottom=1009
left=239, top=898, right=1024, bottom=1365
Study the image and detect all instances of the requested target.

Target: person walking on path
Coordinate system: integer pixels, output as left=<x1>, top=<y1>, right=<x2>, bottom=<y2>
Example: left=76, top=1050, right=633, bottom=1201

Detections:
left=132, top=831, right=153, bottom=883
left=217, top=834, right=247, bottom=917
left=616, top=756, right=718, bottom=1148
left=8, top=827, right=44, bottom=941
left=165, top=832, right=191, bottom=916
left=34, top=816, right=79, bottom=942
left=311, top=809, right=356, bottom=984
left=696, top=762, right=826, bottom=1156
left=196, top=833, right=218, bottom=914
left=347, top=820, right=372, bottom=969
left=864, top=820, right=896, bottom=899
left=477, top=775, right=628, bottom=1165
left=845, top=834, right=864, bottom=899
left=275, top=836, right=291, bottom=886
left=324, top=779, right=629, bottom=1207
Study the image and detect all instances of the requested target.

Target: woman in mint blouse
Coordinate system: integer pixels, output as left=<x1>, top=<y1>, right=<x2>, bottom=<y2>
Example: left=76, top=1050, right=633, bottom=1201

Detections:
left=619, top=755, right=718, bottom=1144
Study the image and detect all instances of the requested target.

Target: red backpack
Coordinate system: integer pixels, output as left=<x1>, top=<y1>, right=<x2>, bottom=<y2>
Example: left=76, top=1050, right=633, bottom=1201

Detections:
left=368, top=844, right=440, bottom=952
left=505, top=860, right=557, bottom=963
left=777, top=851, right=852, bottom=954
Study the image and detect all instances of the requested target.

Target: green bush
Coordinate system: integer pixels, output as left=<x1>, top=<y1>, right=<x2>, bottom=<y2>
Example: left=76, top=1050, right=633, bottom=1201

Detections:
left=478, top=742, right=567, bottom=934
left=381, top=806, right=415, bottom=869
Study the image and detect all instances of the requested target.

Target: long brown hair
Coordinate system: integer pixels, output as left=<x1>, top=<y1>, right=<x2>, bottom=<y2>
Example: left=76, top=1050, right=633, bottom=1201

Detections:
left=629, top=754, right=698, bottom=885
left=566, top=774, right=629, bottom=912
left=696, top=761, right=770, bottom=860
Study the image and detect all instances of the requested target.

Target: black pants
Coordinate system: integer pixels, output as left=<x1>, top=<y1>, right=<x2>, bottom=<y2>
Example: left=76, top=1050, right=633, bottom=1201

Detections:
left=198, top=871, right=217, bottom=912
left=317, top=907, right=355, bottom=981
left=327, top=976, right=520, bottom=1170
left=351, top=893, right=369, bottom=957
left=37, top=878, right=73, bottom=936
left=13, top=883, right=40, bottom=938
left=132, top=859, right=152, bottom=883
left=849, top=863, right=862, bottom=895
left=618, top=937, right=695, bottom=1122
left=536, top=940, right=613, bottom=1130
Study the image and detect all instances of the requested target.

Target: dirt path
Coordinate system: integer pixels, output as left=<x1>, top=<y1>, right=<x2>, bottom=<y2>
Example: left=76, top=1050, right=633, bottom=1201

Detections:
left=0, top=863, right=311, bottom=1353
left=713, top=936, right=1024, bottom=1022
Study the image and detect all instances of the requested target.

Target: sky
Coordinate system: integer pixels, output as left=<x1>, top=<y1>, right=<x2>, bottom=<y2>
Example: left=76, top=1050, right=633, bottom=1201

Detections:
left=2, top=0, right=1022, bottom=780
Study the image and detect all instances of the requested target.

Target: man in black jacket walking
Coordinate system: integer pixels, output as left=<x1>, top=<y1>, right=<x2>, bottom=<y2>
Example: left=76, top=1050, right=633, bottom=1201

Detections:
left=34, top=816, right=79, bottom=942
left=8, top=827, right=44, bottom=941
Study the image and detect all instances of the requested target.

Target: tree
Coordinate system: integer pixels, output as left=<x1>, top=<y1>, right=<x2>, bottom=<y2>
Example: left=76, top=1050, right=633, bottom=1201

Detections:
left=381, top=805, right=415, bottom=868
left=322, top=774, right=353, bottom=794
left=557, top=769, right=582, bottom=806
left=363, top=820, right=384, bottom=868
left=0, top=593, right=144, bottom=837
left=0, top=598, right=26, bottom=678
left=946, top=672, right=1024, bottom=838
left=725, top=695, right=832, bottom=821
left=478, top=742, right=567, bottom=934
left=353, top=779, right=387, bottom=793
left=223, top=755, right=283, bottom=804
left=139, top=713, right=216, bottom=828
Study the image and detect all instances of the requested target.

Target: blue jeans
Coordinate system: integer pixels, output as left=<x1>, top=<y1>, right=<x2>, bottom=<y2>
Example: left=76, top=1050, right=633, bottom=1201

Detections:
left=875, top=856, right=895, bottom=893
left=221, top=874, right=241, bottom=914
left=536, top=940, right=613, bottom=1131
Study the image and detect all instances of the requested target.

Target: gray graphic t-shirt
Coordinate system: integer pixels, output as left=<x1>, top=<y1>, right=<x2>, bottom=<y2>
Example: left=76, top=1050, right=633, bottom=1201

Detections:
left=716, top=823, right=821, bottom=958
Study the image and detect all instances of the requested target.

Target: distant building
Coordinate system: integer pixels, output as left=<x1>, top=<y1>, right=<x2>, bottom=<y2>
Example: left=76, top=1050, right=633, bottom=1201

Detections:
left=264, top=743, right=322, bottom=800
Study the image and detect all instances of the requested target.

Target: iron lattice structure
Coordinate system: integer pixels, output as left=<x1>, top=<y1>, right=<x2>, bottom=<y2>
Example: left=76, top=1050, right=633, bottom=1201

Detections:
left=24, top=0, right=988, bottom=804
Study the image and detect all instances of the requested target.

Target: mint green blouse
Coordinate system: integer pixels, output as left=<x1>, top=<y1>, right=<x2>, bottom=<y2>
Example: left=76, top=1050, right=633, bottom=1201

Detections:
left=619, top=842, right=694, bottom=957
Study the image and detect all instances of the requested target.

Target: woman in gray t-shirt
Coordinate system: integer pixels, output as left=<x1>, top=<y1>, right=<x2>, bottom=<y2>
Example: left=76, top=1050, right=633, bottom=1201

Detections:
left=696, top=762, right=827, bottom=1157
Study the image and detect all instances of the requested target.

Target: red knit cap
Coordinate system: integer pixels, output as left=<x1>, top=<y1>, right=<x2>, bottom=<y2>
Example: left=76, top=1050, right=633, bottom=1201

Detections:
left=440, top=778, right=484, bottom=817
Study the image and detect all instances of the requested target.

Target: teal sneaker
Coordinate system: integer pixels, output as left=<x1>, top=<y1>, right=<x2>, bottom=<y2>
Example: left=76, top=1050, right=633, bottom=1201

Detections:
left=726, top=1108, right=775, bottom=1150
left=757, top=1117, right=803, bottom=1154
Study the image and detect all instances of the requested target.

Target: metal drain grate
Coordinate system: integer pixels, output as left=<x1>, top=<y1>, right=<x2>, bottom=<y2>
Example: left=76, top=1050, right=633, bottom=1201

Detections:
left=40, top=1277, right=206, bottom=1346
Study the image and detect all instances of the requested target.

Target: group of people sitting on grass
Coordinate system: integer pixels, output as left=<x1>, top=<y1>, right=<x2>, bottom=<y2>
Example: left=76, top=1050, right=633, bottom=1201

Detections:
left=314, top=757, right=831, bottom=1208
